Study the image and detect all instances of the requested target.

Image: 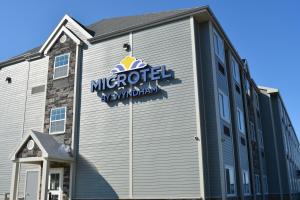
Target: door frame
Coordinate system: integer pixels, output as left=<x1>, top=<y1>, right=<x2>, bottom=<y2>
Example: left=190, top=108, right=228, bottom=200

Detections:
left=24, top=169, right=41, bottom=200
left=48, top=168, right=64, bottom=200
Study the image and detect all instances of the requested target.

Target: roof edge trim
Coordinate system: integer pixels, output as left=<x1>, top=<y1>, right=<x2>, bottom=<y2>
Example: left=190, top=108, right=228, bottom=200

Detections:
left=39, top=14, right=92, bottom=54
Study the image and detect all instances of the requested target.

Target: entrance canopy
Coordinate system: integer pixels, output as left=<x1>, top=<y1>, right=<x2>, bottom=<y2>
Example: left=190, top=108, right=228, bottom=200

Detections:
left=11, top=130, right=73, bottom=163
left=10, top=130, right=73, bottom=200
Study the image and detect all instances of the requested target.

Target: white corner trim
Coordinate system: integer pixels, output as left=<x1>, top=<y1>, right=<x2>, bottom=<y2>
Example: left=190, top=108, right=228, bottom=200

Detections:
left=39, top=14, right=92, bottom=54
left=129, top=32, right=133, bottom=199
left=190, top=16, right=205, bottom=199
left=43, top=27, right=81, bottom=55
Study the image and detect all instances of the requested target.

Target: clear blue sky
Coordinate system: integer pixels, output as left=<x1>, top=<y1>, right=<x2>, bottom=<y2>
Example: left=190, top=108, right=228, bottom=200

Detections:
left=1, top=0, right=299, bottom=139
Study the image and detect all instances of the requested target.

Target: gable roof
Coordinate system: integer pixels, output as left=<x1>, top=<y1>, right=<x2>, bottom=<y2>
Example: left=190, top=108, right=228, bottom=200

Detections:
left=11, top=130, right=73, bottom=162
left=0, top=6, right=208, bottom=67
left=87, top=7, right=205, bottom=42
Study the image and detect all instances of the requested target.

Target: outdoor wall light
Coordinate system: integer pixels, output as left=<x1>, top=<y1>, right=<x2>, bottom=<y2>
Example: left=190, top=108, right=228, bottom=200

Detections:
left=5, top=77, right=12, bottom=83
left=123, top=43, right=131, bottom=52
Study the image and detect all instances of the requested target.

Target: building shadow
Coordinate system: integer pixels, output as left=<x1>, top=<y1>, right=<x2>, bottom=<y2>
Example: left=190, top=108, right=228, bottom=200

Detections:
left=74, top=154, right=119, bottom=199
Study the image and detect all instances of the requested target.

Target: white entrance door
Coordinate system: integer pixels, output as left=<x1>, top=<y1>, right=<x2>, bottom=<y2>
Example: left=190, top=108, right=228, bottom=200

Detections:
left=24, top=170, right=39, bottom=200
left=48, top=168, right=63, bottom=200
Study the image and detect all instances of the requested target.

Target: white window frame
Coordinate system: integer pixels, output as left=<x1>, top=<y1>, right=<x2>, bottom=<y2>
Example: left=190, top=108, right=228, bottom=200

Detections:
left=255, top=174, right=261, bottom=194
left=242, top=170, right=251, bottom=195
left=218, top=89, right=231, bottom=124
left=231, top=56, right=240, bottom=85
left=53, top=53, right=70, bottom=80
left=225, top=165, right=236, bottom=196
left=237, top=107, right=246, bottom=134
left=213, top=28, right=225, bottom=63
left=49, top=107, right=67, bottom=135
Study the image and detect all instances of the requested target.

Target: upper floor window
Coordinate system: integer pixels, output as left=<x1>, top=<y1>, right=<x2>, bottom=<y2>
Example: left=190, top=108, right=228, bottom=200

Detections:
left=225, top=165, right=236, bottom=196
left=53, top=53, right=70, bottom=79
left=255, top=174, right=261, bottom=194
left=237, top=108, right=246, bottom=134
left=242, top=170, right=250, bottom=195
left=50, top=107, right=66, bottom=134
left=218, top=90, right=231, bottom=124
left=250, top=121, right=256, bottom=141
left=213, top=29, right=225, bottom=63
left=231, top=57, right=240, bottom=85
left=258, top=130, right=264, bottom=148
left=263, top=175, right=268, bottom=194
left=245, top=79, right=251, bottom=96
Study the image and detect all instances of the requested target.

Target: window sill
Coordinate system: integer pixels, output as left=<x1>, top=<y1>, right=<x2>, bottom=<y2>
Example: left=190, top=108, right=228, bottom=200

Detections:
left=53, top=75, right=69, bottom=81
left=49, top=131, right=65, bottom=135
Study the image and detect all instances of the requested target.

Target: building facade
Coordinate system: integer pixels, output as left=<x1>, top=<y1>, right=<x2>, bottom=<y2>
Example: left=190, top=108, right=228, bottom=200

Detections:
left=0, top=6, right=299, bottom=200
left=259, top=87, right=300, bottom=200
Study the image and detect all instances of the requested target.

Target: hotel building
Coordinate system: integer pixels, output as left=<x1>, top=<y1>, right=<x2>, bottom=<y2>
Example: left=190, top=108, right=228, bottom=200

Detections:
left=0, top=6, right=299, bottom=200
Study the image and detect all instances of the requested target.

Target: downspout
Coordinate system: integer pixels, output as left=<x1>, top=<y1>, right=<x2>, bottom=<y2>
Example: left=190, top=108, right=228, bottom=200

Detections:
left=70, top=43, right=82, bottom=200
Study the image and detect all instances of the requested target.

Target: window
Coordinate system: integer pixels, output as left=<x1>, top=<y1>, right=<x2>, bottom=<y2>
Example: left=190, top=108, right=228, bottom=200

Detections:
left=218, top=90, right=231, bottom=123
left=225, top=165, right=236, bottom=195
left=224, top=125, right=231, bottom=137
left=245, top=79, right=251, bottom=96
left=255, top=92, right=260, bottom=109
left=218, top=62, right=225, bottom=75
left=213, top=29, right=225, bottom=63
left=231, top=57, right=240, bottom=84
left=53, top=53, right=70, bottom=79
left=250, top=122, right=256, bottom=141
left=50, top=107, right=66, bottom=134
left=258, top=130, right=264, bottom=148
left=242, top=170, right=250, bottom=195
left=263, top=175, right=268, bottom=194
left=235, top=84, right=241, bottom=94
left=237, top=108, right=245, bottom=134
left=255, top=174, right=261, bottom=194
left=241, top=137, right=246, bottom=146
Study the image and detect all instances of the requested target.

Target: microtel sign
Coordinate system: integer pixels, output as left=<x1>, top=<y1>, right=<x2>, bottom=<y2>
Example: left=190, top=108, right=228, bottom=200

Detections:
left=90, top=56, right=174, bottom=102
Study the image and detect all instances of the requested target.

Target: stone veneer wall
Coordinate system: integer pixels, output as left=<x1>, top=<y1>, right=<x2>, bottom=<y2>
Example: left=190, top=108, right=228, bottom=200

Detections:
left=43, top=33, right=76, bottom=146
left=43, top=33, right=77, bottom=200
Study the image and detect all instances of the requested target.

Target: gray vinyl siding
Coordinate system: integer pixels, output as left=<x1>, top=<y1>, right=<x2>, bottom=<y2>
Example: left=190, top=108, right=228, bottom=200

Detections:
left=196, top=21, right=223, bottom=198
left=23, top=57, right=48, bottom=134
left=131, top=18, right=201, bottom=198
left=0, top=61, right=29, bottom=195
left=75, top=35, right=130, bottom=199
left=76, top=18, right=202, bottom=199
left=0, top=57, right=48, bottom=197
left=17, top=57, right=48, bottom=198
left=271, top=96, right=290, bottom=194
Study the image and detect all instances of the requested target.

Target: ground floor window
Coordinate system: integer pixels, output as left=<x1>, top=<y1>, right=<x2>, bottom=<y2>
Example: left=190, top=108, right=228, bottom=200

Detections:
left=225, top=165, right=236, bottom=195
left=263, top=175, right=268, bottom=194
left=243, top=170, right=250, bottom=195
left=255, top=174, right=261, bottom=194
